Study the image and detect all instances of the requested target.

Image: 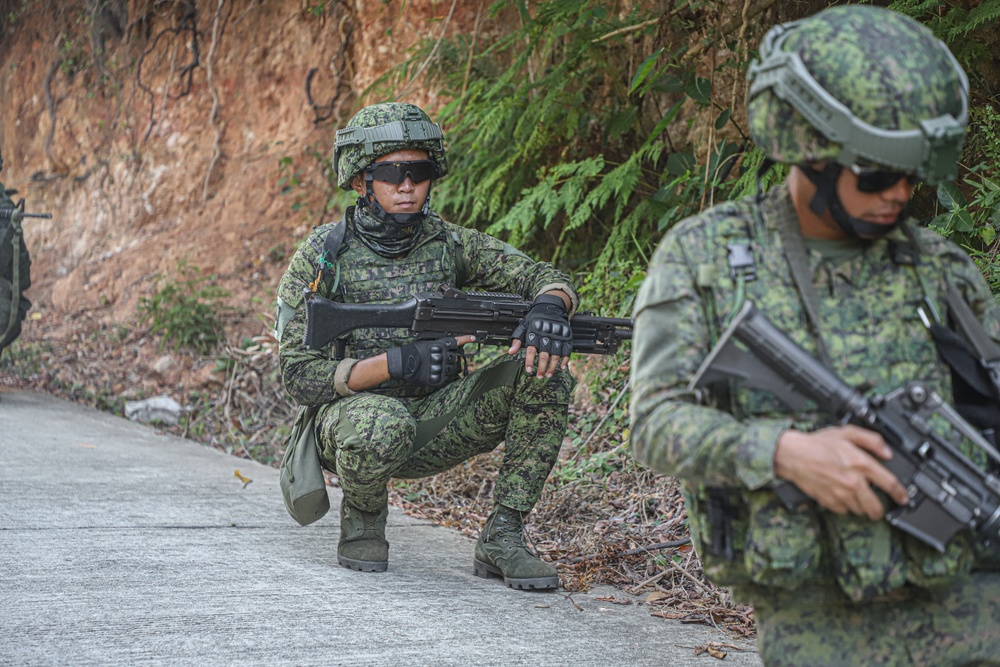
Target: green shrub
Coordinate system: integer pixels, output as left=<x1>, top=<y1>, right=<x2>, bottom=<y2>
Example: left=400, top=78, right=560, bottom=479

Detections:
left=137, top=260, right=231, bottom=354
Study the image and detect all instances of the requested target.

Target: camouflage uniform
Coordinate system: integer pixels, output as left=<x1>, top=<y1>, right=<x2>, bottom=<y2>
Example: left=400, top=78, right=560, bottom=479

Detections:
left=277, top=207, right=576, bottom=513
left=631, top=6, right=1000, bottom=664
left=0, top=180, right=31, bottom=353
left=278, top=101, right=577, bottom=587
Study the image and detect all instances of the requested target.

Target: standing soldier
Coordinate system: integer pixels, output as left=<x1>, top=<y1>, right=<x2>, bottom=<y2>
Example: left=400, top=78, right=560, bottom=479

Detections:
left=0, top=148, right=33, bottom=362
left=630, top=6, right=1000, bottom=665
left=276, top=102, right=577, bottom=589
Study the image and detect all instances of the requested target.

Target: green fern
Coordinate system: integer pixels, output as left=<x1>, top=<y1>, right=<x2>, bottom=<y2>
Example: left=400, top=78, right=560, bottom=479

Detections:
left=343, top=0, right=1000, bottom=299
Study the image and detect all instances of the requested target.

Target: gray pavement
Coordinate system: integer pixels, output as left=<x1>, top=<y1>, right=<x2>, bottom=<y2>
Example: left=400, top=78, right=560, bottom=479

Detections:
left=0, top=390, right=761, bottom=666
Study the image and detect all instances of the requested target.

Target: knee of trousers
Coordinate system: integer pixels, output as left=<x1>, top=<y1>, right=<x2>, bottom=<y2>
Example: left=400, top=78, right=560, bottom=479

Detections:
left=318, top=394, right=416, bottom=471
left=511, top=364, right=576, bottom=406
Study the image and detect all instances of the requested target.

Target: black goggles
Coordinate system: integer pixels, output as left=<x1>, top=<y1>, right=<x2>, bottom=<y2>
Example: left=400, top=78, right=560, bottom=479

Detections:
left=850, top=165, right=921, bottom=193
left=366, top=160, right=436, bottom=185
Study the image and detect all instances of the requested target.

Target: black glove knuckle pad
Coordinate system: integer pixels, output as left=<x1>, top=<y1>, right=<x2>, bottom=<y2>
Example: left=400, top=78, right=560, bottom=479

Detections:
left=388, top=336, right=461, bottom=387
left=515, top=294, right=573, bottom=358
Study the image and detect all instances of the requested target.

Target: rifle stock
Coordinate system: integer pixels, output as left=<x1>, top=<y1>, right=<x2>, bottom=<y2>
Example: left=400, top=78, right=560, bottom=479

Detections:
left=690, top=300, right=1000, bottom=553
left=304, top=296, right=415, bottom=350
left=304, top=287, right=632, bottom=355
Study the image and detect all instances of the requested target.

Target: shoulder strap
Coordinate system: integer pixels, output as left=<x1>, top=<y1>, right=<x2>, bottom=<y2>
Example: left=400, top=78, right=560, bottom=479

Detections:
left=946, top=281, right=1000, bottom=365
left=449, top=229, right=470, bottom=288
left=696, top=201, right=759, bottom=348
left=322, top=216, right=348, bottom=275
left=307, top=215, right=347, bottom=296
left=896, top=222, right=947, bottom=326
left=769, top=197, right=833, bottom=367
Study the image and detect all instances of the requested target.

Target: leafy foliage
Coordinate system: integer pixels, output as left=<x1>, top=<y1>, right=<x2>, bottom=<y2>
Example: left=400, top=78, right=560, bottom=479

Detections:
left=363, top=0, right=755, bottom=311
left=361, top=0, right=1000, bottom=303
left=137, top=260, right=231, bottom=354
left=889, top=0, right=1000, bottom=294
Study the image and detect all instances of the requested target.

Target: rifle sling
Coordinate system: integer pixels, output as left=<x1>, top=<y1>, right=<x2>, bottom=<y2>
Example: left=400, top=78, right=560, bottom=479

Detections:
left=946, top=282, right=1000, bottom=364
left=412, top=358, right=522, bottom=450
left=768, top=194, right=833, bottom=367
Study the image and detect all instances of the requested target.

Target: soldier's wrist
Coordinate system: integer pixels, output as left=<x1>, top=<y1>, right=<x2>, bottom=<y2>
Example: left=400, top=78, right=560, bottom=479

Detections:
left=334, top=357, right=360, bottom=397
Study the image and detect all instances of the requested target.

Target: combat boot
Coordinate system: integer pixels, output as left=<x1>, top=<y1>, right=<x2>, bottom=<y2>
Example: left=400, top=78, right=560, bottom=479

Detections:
left=473, top=505, right=559, bottom=590
left=337, top=499, right=389, bottom=572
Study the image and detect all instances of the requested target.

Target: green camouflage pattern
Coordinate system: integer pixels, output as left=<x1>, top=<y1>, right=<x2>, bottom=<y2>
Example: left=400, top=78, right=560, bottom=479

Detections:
left=753, top=572, right=1000, bottom=666
left=319, top=353, right=573, bottom=513
left=748, top=5, right=965, bottom=168
left=277, top=206, right=576, bottom=514
left=335, top=102, right=448, bottom=190
left=0, top=182, right=31, bottom=351
left=277, top=207, right=576, bottom=403
left=629, top=185, right=1000, bottom=603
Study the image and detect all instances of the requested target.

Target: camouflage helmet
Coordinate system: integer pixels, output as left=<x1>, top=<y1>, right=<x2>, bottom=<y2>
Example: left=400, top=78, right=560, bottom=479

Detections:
left=747, top=5, right=968, bottom=185
left=333, top=102, right=448, bottom=190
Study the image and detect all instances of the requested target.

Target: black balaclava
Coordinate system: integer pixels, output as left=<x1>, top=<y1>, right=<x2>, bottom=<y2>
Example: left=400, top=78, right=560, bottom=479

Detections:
left=800, top=164, right=907, bottom=239
left=352, top=170, right=431, bottom=258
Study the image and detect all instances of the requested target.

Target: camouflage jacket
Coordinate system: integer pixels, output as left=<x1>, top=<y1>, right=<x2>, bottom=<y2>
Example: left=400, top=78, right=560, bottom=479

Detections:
left=276, top=206, right=576, bottom=406
left=630, top=183, right=1000, bottom=603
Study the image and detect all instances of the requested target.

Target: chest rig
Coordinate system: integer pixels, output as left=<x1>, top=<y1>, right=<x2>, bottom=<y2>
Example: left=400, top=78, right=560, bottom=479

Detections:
left=306, top=208, right=469, bottom=364
left=696, top=192, right=1000, bottom=587
left=713, top=198, right=999, bottom=441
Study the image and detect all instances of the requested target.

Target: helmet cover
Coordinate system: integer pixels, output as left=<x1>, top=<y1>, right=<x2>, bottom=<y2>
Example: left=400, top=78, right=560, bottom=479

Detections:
left=747, top=5, right=968, bottom=184
left=334, top=102, right=448, bottom=190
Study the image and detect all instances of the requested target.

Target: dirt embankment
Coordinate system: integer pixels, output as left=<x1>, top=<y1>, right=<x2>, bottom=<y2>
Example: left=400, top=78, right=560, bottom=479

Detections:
left=0, top=0, right=486, bottom=387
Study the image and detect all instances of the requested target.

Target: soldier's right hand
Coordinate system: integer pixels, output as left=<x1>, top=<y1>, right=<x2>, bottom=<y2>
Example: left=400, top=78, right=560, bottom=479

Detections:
left=773, top=424, right=911, bottom=520
left=386, top=336, right=473, bottom=387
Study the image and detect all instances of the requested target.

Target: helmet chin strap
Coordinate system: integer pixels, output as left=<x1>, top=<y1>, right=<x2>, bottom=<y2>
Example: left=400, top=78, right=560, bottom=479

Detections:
left=350, top=172, right=431, bottom=258
left=800, top=165, right=906, bottom=239
left=360, top=172, right=430, bottom=226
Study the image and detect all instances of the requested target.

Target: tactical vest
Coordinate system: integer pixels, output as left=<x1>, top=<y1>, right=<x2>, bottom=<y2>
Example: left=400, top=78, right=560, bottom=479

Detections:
left=314, top=208, right=466, bottom=399
left=686, top=190, right=985, bottom=602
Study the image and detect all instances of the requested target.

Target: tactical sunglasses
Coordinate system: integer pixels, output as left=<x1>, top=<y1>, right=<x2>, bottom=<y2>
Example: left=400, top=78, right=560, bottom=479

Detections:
left=367, top=160, right=436, bottom=185
left=850, top=165, right=921, bottom=193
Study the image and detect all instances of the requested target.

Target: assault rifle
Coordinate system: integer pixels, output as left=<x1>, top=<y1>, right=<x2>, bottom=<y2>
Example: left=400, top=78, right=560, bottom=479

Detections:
left=0, top=199, right=52, bottom=225
left=303, top=286, right=633, bottom=355
left=690, top=300, right=1000, bottom=553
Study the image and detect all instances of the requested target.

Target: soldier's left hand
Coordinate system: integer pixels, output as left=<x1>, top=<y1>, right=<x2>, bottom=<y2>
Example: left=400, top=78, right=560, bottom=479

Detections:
left=509, top=293, right=572, bottom=378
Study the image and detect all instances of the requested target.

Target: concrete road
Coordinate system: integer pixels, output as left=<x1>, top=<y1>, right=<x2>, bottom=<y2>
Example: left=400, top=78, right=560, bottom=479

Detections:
left=0, top=390, right=761, bottom=666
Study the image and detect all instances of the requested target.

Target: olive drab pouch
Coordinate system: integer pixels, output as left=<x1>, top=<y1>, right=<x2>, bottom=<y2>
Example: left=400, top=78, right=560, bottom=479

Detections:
left=743, top=489, right=825, bottom=590
left=279, top=405, right=330, bottom=526
left=822, top=513, right=907, bottom=601
left=903, top=531, right=975, bottom=589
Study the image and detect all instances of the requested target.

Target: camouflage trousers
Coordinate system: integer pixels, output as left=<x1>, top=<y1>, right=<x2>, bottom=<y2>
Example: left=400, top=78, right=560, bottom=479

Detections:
left=316, top=354, right=575, bottom=514
left=752, top=572, right=1000, bottom=666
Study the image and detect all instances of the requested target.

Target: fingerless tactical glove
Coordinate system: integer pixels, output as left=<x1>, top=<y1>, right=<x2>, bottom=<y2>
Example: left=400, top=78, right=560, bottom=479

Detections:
left=386, top=337, right=461, bottom=386
left=511, top=294, right=573, bottom=358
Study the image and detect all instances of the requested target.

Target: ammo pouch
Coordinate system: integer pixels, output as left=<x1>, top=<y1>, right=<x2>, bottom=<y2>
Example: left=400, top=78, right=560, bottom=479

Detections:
left=0, top=277, right=23, bottom=349
left=690, top=484, right=825, bottom=590
left=279, top=405, right=330, bottom=526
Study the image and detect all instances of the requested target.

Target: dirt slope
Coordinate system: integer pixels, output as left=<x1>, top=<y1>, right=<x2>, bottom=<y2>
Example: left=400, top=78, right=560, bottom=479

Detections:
left=0, top=0, right=485, bottom=342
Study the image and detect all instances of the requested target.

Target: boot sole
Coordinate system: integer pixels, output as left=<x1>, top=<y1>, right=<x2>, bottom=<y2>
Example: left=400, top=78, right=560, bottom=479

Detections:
left=338, top=555, right=388, bottom=573
left=473, top=558, right=559, bottom=590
